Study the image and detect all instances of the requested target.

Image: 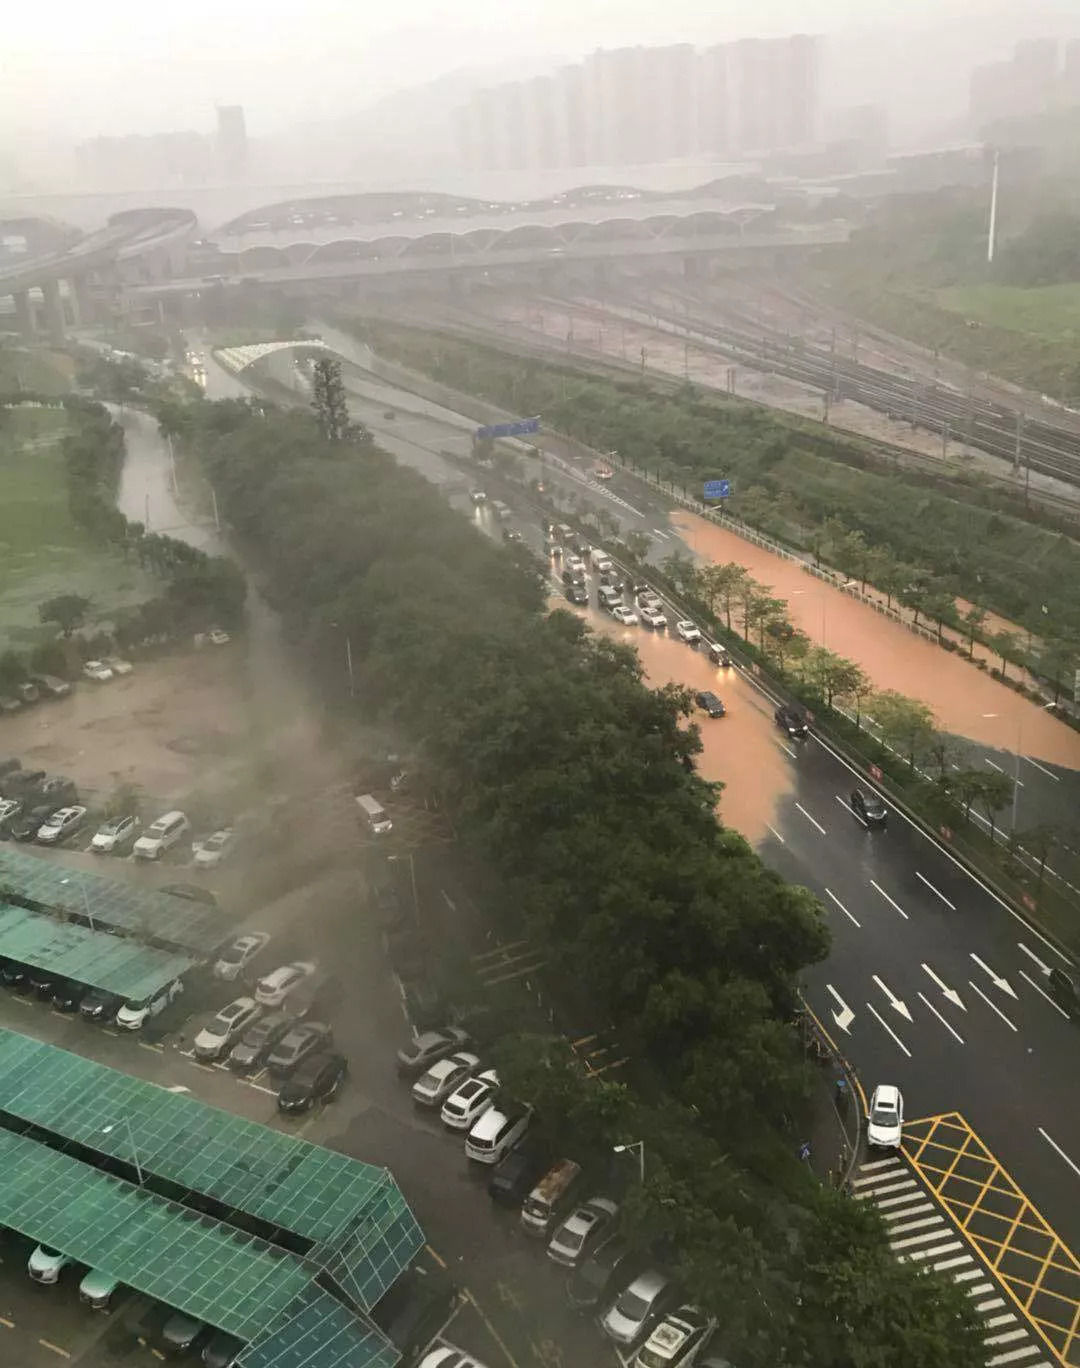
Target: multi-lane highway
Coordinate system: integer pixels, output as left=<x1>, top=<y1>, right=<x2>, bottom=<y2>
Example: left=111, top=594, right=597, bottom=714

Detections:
left=223, top=334, right=1080, bottom=1363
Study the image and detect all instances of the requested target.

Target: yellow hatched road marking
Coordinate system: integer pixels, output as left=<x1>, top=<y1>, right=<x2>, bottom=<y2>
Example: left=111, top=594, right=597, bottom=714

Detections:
left=904, top=1111, right=1080, bottom=1366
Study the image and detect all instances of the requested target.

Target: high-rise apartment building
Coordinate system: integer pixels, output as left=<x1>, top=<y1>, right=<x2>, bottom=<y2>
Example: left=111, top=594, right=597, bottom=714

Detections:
left=216, top=104, right=248, bottom=180
left=969, top=39, right=1064, bottom=131
left=454, top=33, right=821, bottom=172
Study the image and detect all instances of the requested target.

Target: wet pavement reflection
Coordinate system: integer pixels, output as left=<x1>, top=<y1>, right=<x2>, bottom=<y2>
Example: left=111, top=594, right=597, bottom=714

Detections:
left=670, top=510, right=1080, bottom=774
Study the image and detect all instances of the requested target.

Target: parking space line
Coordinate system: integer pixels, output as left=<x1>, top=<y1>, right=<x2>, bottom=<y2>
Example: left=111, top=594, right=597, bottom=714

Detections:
left=463, top=1288, right=521, bottom=1368
left=138, top=1041, right=164, bottom=1053
left=0, top=1315, right=12, bottom=1328
left=39, top=1340, right=71, bottom=1358
left=426, top=1244, right=448, bottom=1269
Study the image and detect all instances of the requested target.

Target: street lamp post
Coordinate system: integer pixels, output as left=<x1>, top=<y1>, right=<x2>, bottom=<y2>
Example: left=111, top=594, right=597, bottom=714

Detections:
left=613, top=1140, right=645, bottom=1184
left=982, top=700, right=1055, bottom=831
left=102, top=1118, right=144, bottom=1187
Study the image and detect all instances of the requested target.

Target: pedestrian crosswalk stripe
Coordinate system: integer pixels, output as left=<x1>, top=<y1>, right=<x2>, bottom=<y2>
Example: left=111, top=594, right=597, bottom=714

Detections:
left=888, top=1215, right=943, bottom=1235
left=985, top=1349, right=1043, bottom=1366
left=933, top=1255, right=975, bottom=1272
left=975, top=1299, right=1006, bottom=1312
left=985, top=1315, right=1017, bottom=1328
left=891, top=1227, right=956, bottom=1251
left=984, top=1329, right=1028, bottom=1347
left=882, top=1204, right=937, bottom=1226
left=903, top=1239, right=964, bottom=1262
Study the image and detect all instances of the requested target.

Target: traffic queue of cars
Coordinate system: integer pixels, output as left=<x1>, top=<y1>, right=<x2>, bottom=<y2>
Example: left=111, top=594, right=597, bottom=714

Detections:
left=395, top=1027, right=733, bottom=1368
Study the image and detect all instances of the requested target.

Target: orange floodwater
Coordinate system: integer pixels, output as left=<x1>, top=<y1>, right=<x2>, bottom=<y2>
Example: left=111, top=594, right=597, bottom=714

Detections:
left=553, top=594, right=794, bottom=843
left=671, top=510, right=1080, bottom=771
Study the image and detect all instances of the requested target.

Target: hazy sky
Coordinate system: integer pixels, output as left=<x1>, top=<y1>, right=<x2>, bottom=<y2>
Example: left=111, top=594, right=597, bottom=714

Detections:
left=3, top=0, right=1077, bottom=138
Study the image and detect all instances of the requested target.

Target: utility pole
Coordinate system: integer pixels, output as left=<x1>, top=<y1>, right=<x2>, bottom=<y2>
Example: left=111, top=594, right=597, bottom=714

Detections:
left=683, top=340, right=689, bottom=380
left=1014, top=411, right=1023, bottom=474
left=987, top=148, right=1000, bottom=264
left=640, top=345, right=648, bottom=375
left=942, top=421, right=949, bottom=459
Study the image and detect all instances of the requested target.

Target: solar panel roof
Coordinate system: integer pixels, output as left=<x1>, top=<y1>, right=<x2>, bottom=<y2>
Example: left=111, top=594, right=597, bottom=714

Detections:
left=0, top=902, right=195, bottom=999
left=0, top=848, right=222, bottom=953
left=0, top=1030, right=423, bottom=1305
left=239, top=1286, right=399, bottom=1368
left=0, top=1127, right=313, bottom=1339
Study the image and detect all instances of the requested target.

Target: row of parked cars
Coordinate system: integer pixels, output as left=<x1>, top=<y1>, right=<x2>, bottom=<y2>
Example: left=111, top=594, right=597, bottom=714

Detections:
left=26, top=1240, right=242, bottom=1364
left=394, top=1028, right=734, bottom=1368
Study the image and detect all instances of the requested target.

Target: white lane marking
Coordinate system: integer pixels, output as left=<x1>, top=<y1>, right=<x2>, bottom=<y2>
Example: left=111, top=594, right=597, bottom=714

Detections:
left=866, top=1002, right=912, bottom=1057
left=835, top=793, right=867, bottom=827
left=1019, top=969, right=1071, bottom=1019
left=1017, top=942, right=1052, bottom=975
left=795, top=802, right=826, bottom=834
left=1022, top=754, right=1059, bottom=780
left=918, top=992, right=966, bottom=1044
left=1038, top=1127, right=1080, bottom=1179
left=871, top=879, right=909, bottom=919
left=780, top=742, right=797, bottom=758
left=766, top=824, right=785, bottom=844
left=985, top=1346, right=1043, bottom=1365
left=970, top=953, right=1017, bottom=998
left=825, top=888, right=861, bottom=928
left=826, top=983, right=855, bottom=1032
left=985, top=758, right=1022, bottom=786
left=968, top=980, right=1018, bottom=1031
left=922, top=963, right=966, bottom=1009
left=807, top=732, right=1071, bottom=963
left=651, top=528, right=671, bottom=539
left=916, top=871, right=957, bottom=909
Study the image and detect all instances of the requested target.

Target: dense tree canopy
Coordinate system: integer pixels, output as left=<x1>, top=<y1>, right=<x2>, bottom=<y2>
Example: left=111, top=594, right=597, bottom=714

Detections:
left=179, top=395, right=984, bottom=1368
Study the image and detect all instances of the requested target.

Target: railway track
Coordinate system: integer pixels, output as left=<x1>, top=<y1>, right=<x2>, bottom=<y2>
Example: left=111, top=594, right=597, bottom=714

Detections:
left=604, top=287, right=1080, bottom=489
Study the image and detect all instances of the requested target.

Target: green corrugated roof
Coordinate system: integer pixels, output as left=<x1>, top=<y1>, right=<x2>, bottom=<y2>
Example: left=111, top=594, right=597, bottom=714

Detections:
left=239, top=1286, right=399, bottom=1368
left=0, top=848, right=221, bottom=953
left=0, top=1030, right=424, bottom=1306
left=0, top=1128, right=313, bottom=1340
left=0, top=902, right=195, bottom=999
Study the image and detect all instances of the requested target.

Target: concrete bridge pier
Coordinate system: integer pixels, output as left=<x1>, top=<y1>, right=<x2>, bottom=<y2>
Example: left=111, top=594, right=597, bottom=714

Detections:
left=69, top=275, right=97, bottom=328
left=12, top=290, right=35, bottom=339
left=41, top=278, right=67, bottom=343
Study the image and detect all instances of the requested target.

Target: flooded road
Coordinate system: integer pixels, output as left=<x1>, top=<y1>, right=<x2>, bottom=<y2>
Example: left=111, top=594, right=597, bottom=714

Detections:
left=670, top=509, right=1080, bottom=774
left=551, top=584, right=793, bottom=844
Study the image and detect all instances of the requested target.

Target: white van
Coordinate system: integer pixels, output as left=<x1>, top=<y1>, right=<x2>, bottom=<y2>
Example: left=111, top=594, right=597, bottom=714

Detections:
left=590, top=548, right=613, bottom=573
left=115, top=979, right=183, bottom=1030
left=465, top=1105, right=531, bottom=1164
left=133, top=809, right=191, bottom=860
left=356, top=793, right=392, bottom=835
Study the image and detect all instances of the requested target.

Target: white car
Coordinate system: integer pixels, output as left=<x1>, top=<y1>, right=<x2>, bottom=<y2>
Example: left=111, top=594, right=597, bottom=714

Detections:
left=214, top=931, right=270, bottom=981
left=867, top=1084, right=904, bottom=1149
left=193, top=827, right=237, bottom=868
left=464, top=1105, right=532, bottom=1164
left=103, top=656, right=133, bottom=676
left=547, top=1196, right=619, bottom=1267
left=412, top=1052, right=481, bottom=1108
left=36, top=805, right=88, bottom=844
left=441, top=1068, right=499, bottom=1130
left=208, top=628, right=231, bottom=645
left=133, top=809, right=191, bottom=860
left=564, top=554, right=586, bottom=575
left=674, top=620, right=701, bottom=644
left=115, top=979, right=183, bottom=1030
left=254, top=961, right=317, bottom=1007
left=611, top=605, right=639, bottom=627
left=193, top=997, right=262, bottom=1060
left=635, top=590, right=662, bottom=610
left=82, top=660, right=114, bottom=682
left=28, top=1245, right=72, bottom=1285
left=639, top=607, right=668, bottom=631
left=90, top=814, right=140, bottom=853
left=602, top=1269, right=673, bottom=1345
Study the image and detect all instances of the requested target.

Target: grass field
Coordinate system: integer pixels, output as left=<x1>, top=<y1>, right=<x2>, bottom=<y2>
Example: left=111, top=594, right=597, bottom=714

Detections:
left=0, top=408, right=153, bottom=646
left=937, top=283, right=1080, bottom=344
left=0, top=346, right=76, bottom=395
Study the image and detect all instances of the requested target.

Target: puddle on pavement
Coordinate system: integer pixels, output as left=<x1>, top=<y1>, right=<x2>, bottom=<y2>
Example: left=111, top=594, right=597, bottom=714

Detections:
left=670, top=510, right=1080, bottom=773
left=550, top=592, right=793, bottom=844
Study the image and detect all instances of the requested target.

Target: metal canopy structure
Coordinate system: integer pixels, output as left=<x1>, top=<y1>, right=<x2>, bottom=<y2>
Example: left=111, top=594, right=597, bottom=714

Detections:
left=0, top=1030, right=423, bottom=1305
left=0, top=903, right=195, bottom=1000
left=0, top=1128, right=313, bottom=1340
left=0, top=849, right=223, bottom=953
left=0, top=1030, right=422, bottom=1367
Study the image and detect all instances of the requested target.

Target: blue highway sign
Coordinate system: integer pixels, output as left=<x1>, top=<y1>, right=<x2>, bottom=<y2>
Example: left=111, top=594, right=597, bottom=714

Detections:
left=703, top=479, right=731, bottom=500
left=475, top=417, right=540, bottom=440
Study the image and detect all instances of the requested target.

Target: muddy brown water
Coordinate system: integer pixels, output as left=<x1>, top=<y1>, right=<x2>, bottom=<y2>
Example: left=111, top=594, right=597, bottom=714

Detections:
left=671, top=510, right=1080, bottom=771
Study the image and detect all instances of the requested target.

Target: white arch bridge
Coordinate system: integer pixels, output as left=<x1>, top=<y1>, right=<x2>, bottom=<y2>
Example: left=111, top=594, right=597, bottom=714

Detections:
left=213, top=338, right=337, bottom=373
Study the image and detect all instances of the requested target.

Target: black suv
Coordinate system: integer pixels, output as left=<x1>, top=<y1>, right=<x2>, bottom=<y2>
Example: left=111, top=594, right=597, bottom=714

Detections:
left=850, top=787, right=887, bottom=828
left=694, top=691, right=726, bottom=719
left=277, top=1052, right=348, bottom=1113
left=561, top=566, right=585, bottom=587
left=565, top=583, right=589, bottom=606
left=1048, top=968, right=1080, bottom=1015
left=774, top=705, right=808, bottom=739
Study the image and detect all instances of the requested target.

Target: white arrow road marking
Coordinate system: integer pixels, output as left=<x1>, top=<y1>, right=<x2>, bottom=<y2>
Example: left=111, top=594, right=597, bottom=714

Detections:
left=968, top=980, right=1018, bottom=1031
left=1019, top=969, right=1071, bottom=1020
left=915, top=872, right=956, bottom=909
left=872, top=974, right=912, bottom=1021
left=795, top=802, right=827, bottom=835
left=921, top=964, right=966, bottom=1010
left=866, top=1002, right=912, bottom=1057
left=825, top=888, right=861, bottom=928
left=870, top=880, right=909, bottom=919
left=917, top=992, right=966, bottom=1044
left=970, top=953, right=1018, bottom=999
left=1038, top=1128, right=1080, bottom=1179
left=827, top=984, right=855, bottom=1033
left=1017, top=942, right=1051, bottom=976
